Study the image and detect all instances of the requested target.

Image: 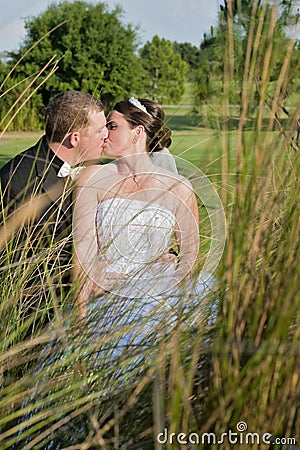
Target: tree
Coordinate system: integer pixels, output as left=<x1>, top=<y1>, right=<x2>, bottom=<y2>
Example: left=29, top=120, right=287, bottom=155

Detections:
left=173, top=42, right=200, bottom=80
left=0, top=1, right=141, bottom=130
left=193, top=0, right=300, bottom=114
left=193, top=27, right=223, bottom=106
left=139, top=35, right=187, bottom=104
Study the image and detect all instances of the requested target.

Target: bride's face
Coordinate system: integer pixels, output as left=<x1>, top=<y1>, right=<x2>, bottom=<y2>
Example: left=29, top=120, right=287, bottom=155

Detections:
left=104, top=110, right=136, bottom=158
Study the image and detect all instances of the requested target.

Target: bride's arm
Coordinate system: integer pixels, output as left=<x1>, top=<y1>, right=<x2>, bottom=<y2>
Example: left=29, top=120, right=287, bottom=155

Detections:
left=73, top=165, right=128, bottom=317
left=73, top=252, right=97, bottom=319
left=74, top=166, right=119, bottom=316
left=174, top=183, right=199, bottom=281
left=73, top=166, right=103, bottom=316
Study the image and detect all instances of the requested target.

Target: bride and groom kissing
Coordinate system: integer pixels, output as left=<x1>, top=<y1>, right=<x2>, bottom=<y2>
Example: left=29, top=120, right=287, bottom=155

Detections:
left=0, top=90, right=216, bottom=341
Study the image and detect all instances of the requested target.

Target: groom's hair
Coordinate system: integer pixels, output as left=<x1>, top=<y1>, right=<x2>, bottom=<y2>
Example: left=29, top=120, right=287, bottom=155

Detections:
left=45, top=91, right=104, bottom=143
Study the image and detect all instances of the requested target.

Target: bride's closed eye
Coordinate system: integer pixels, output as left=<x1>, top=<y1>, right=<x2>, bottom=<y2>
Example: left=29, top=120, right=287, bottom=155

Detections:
left=106, top=121, right=117, bottom=131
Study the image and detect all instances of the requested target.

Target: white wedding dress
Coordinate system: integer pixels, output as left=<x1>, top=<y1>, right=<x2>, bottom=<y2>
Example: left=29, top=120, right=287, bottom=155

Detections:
left=87, top=197, right=217, bottom=346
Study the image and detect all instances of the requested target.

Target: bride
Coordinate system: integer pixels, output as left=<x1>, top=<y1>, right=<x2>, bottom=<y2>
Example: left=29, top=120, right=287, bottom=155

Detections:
left=73, top=97, right=216, bottom=345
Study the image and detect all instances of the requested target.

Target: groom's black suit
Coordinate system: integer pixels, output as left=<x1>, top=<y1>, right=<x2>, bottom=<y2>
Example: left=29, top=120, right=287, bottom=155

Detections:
left=0, top=136, right=72, bottom=230
left=0, top=136, right=74, bottom=331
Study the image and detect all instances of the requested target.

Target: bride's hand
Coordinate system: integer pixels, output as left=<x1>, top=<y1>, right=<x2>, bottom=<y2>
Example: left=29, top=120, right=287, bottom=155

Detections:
left=155, top=251, right=177, bottom=267
left=97, top=271, right=129, bottom=292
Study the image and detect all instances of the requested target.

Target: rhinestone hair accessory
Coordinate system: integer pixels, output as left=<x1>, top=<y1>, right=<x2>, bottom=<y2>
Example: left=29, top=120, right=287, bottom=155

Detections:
left=128, top=97, right=151, bottom=116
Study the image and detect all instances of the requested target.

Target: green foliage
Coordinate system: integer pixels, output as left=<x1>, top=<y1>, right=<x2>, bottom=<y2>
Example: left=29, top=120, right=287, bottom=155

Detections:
left=173, top=41, right=201, bottom=81
left=0, top=1, right=141, bottom=130
left=0, top=59, right=7, bottom=84
left=194, top=0, right=300, bottom=115
left=193, top=30, right=222, bottom=107
left=0, top=74, right=44, bottom=131
left=173, top=42, right=200, bottom=71
left=139, top=35, right=187, bottom=104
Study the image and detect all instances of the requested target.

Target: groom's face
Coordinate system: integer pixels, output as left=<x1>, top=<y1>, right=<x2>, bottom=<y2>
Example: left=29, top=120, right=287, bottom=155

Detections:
left=76, top=110, right=108, bottom=163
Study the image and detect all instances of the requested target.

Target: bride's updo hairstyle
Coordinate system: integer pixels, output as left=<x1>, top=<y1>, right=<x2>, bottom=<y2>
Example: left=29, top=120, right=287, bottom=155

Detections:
left=112, top=98, right=172, bottom=152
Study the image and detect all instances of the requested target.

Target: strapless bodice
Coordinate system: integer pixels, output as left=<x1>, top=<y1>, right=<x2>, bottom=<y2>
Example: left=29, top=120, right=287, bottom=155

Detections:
left=96, top=197, right=176, bottom=279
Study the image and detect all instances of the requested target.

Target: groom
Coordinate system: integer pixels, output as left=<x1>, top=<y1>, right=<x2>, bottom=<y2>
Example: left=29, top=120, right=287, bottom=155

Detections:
left=0, top=91, right=107, bottom=219
left=0, top=91, right=108, bottom=332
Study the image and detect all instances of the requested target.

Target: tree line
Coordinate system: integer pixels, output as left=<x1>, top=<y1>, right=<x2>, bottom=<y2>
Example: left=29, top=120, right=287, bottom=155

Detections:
left=1, top=0, right=300, bottom=131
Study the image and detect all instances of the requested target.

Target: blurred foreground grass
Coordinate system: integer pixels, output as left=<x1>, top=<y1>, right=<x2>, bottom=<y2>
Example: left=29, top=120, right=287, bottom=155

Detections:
left=1, top=5, right=299, bottom=445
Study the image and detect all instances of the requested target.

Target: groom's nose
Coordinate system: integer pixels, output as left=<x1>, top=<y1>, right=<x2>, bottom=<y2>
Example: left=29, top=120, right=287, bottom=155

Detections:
left=102, top=126, right=109, bottom=139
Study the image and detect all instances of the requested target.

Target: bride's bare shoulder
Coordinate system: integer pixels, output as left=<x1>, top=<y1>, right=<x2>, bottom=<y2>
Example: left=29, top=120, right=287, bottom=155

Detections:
left=77, top=161, right=118, bottom=186
left=157, top=168, right=193, bottom=191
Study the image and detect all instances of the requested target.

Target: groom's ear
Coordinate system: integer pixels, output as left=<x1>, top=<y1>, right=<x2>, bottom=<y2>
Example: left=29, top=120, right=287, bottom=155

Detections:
left=69, top=131, right=80, bottom=148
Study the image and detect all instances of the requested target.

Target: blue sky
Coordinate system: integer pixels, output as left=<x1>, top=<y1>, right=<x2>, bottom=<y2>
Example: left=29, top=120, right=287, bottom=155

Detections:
left=0, top=0, right=220, bottom=53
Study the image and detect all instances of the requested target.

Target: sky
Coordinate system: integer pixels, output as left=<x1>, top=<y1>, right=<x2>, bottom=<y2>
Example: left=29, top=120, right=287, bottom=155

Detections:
left=0, top=0, right=220, bottom=53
